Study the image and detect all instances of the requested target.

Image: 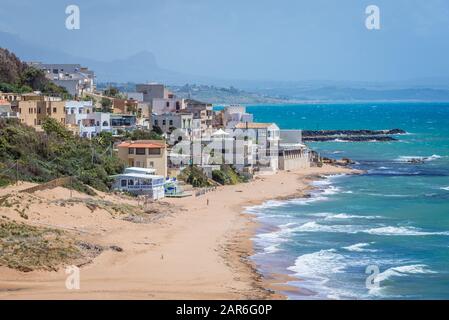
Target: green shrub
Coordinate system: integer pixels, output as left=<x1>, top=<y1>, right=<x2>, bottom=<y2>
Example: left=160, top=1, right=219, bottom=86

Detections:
left=178, top=165, right=211, bottom=188
left=0, top=119, right=124, bottom=192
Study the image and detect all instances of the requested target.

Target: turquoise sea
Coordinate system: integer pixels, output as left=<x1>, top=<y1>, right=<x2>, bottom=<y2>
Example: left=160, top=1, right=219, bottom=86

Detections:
left=244, top=102, right=449, bottom=299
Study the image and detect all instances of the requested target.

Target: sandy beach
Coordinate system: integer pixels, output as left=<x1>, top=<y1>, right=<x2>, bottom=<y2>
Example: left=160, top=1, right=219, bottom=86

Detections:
left=0, top=165, right=359, bottom=300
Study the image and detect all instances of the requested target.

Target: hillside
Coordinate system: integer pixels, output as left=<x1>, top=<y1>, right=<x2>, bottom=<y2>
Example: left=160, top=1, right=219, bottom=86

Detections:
left=0, top=118, right=123, bottom=193
left=0, top=47, right=70, bottom=97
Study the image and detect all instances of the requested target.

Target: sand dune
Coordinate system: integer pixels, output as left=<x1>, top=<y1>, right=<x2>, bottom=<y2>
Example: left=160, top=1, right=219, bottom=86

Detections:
left=0, top=165, right=359, bottom=299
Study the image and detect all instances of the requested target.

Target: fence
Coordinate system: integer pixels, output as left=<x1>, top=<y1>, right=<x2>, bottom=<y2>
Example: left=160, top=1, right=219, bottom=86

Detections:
left=19, top=177, right=72, bottom=194
left=194, top=186, right=217, bottom=197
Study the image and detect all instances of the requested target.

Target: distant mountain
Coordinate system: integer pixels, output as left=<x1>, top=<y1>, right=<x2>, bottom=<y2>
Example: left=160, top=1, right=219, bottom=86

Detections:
left=0, top=31, right=203, bottom=84
left=2, top=31, right=449, bottom=101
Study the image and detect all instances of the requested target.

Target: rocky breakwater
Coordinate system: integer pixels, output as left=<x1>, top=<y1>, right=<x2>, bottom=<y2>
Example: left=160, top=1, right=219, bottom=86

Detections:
left=302, top=129, right=406, bottom=142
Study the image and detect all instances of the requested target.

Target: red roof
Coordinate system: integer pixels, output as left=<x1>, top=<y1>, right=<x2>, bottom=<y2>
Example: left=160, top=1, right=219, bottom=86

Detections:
left=118, top=141, right=164, bottom=149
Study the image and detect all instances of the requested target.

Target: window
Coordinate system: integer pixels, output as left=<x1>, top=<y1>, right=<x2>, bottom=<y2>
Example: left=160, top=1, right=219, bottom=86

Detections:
left=53, top=107, right=57, bottom=113
left=162, top=120, right=166, bottom=126
left=154, top=119, right=158, bottom=125
left=148, top=148, right=161, bottom=155
left=149, top=161, right=154, bottom=167
left=136, top=148, right=146, bottom=155
left=128, top=180, right=134, bottom=186
left=169, top=120, right=173, bottom=126
left=166, top=102, right=169, bottom=107
left=128, top=148, right=135, bottom=154
left=102, top=121, right=109, bottom=127
left=38, top=108, right=41, bottom=114
left=121, top=180, right=127, bottom=187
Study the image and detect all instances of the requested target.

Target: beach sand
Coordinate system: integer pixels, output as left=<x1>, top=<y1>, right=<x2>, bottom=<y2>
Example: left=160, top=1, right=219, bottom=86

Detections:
left=0, top=165, right=359, bottom=299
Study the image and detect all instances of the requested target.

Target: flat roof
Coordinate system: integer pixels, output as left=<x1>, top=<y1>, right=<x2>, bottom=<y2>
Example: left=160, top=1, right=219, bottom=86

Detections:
left=234, top=122, right=277, bottom=129
left=118, top=141, right=164, bottom=149
left=111, top=173, right=164, bottom=179
left=125, top=167, right=156, bottom=173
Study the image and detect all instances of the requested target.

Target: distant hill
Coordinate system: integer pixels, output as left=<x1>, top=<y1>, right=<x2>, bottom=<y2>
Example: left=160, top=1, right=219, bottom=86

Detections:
left=3, top=30, right=449, bottom=101
left=0, top=31, right=206, bottom=84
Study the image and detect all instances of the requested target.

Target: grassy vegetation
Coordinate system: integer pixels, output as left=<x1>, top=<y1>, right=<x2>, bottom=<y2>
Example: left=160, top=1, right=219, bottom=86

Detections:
left=0, top=118, right=124, bottom=192
left=123, top=128, right=164, bottom=141
left=0, top=48, right=71, bottom=99
left=212, top=165, right=247, bottom=185
left=178, top=165, right=212, bottom=188
left=0, top=217, right=80, bottom=272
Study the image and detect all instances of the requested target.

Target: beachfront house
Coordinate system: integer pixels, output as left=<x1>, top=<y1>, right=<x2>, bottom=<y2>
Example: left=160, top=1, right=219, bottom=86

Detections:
left=278, top=130, right=311, bottom=170
left=111, top=167, right=165, bottom=199
left=117, top=140, right=168, bottom=177
left=233, top=122, right=280, bottom=174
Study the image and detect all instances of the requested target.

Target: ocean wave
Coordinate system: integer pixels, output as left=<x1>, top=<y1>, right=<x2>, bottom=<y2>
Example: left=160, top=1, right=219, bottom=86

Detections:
left=395, top=154, right=444, bottom=163
left=375, top=264, right=436, bottom=283
left=365, top=226, right=449, bottom=236
left=324, top=213, right=382, bottom=220
left=287, top=249, right=346, bottom=279
left=343, top=243, right=377, bottom=252
left=294, top=221, right=360, bottom=234
left=441, top=186, right=449, bottom=191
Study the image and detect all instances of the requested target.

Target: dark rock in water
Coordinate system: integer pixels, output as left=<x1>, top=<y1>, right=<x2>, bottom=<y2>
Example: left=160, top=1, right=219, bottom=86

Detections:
left=303, top=136, right=397, bottom=142
left=302, top=129, right=406, bottom=136
left=301, top=129, right=404, bottom=142
left=407, top=158, right=425, bottom=164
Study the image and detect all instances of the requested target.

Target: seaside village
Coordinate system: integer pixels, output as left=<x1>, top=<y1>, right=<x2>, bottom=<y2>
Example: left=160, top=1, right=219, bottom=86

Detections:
left=0, top=63, right=316, bottom=200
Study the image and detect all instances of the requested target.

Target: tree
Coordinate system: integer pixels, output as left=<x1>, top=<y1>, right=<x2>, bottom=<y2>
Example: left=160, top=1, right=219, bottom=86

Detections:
left=100, top=98, right=113, bottom=113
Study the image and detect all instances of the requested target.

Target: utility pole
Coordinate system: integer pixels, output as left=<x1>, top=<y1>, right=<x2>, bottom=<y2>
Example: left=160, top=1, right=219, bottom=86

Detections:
left=15, top=160, right=18, bottom=186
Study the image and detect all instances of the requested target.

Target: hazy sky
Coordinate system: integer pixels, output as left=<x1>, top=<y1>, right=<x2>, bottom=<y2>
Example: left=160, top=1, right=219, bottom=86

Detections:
left=1, top=0, right=449, bottom=82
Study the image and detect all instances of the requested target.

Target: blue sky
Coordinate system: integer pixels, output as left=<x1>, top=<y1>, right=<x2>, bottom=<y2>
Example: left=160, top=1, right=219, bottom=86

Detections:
left=1, top=0, right=449, bottom=82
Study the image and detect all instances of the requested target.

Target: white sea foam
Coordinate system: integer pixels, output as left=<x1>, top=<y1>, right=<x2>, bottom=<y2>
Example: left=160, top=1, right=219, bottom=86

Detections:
left=287, top=249, right=346, bottom=280
left=375, top=264, right=436, bottom=283
left=365, top=226, right=449, bottom=236
left=395, top=154, right=444, bottom=163
left=441, top=186, right=449, bottom=191
left=343, top=243, right=377, bottom=252
left=324, top=213, right=381, bottom=220
left=294, top=221, right=360, bottom=234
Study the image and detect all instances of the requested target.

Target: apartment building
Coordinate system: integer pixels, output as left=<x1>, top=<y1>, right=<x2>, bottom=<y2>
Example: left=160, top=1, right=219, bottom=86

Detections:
left=223, top=105, right=253, bottom=128
left=233, top=122, right=280, bottom=173
left=153, top=112, right=193, bottom=136
left=17, top=97, right=66, bottom=128
left=136, top=83, right=186, bottom=115
left=117, top=140, right=167, bottom=177
left=0, top=99, right=18, bottom=119
left=29, top=63, right=95, bottom=97
left=185, top=99, right=213, bottom=136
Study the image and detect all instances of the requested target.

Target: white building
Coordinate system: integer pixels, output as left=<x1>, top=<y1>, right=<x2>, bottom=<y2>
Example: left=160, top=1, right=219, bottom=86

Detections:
left=223, top=105, right=253, bottom=129
left=111, top=167, right=165, bottom=199
left=278, top=130, right=311, bottom=170
left=233, top=122, right=280, bottom=174
left=65, top=101, right=111, bottom=138
left=29, top=63, right=95, bottom=97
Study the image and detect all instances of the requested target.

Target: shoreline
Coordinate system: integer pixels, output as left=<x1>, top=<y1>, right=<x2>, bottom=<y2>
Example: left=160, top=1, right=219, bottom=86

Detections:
left=0, top=165, right=361, bottom=299
left=235, top=167, right=363, bottom=299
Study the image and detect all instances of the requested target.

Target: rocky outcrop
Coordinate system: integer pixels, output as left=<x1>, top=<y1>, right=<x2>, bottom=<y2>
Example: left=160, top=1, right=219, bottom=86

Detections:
left=302, top=129, right=405, bottom=142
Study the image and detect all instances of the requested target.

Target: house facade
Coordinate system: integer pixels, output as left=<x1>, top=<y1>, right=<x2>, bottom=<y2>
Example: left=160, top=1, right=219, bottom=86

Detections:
left=117, top=140, right=167, bottom=177
left=111, top=167, right=165, bottom=199
left=29, top=63, right=95, bottom=97
left=233, top=122, right=280, bottom=173
left=17, top=98, right=66, bottom=128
